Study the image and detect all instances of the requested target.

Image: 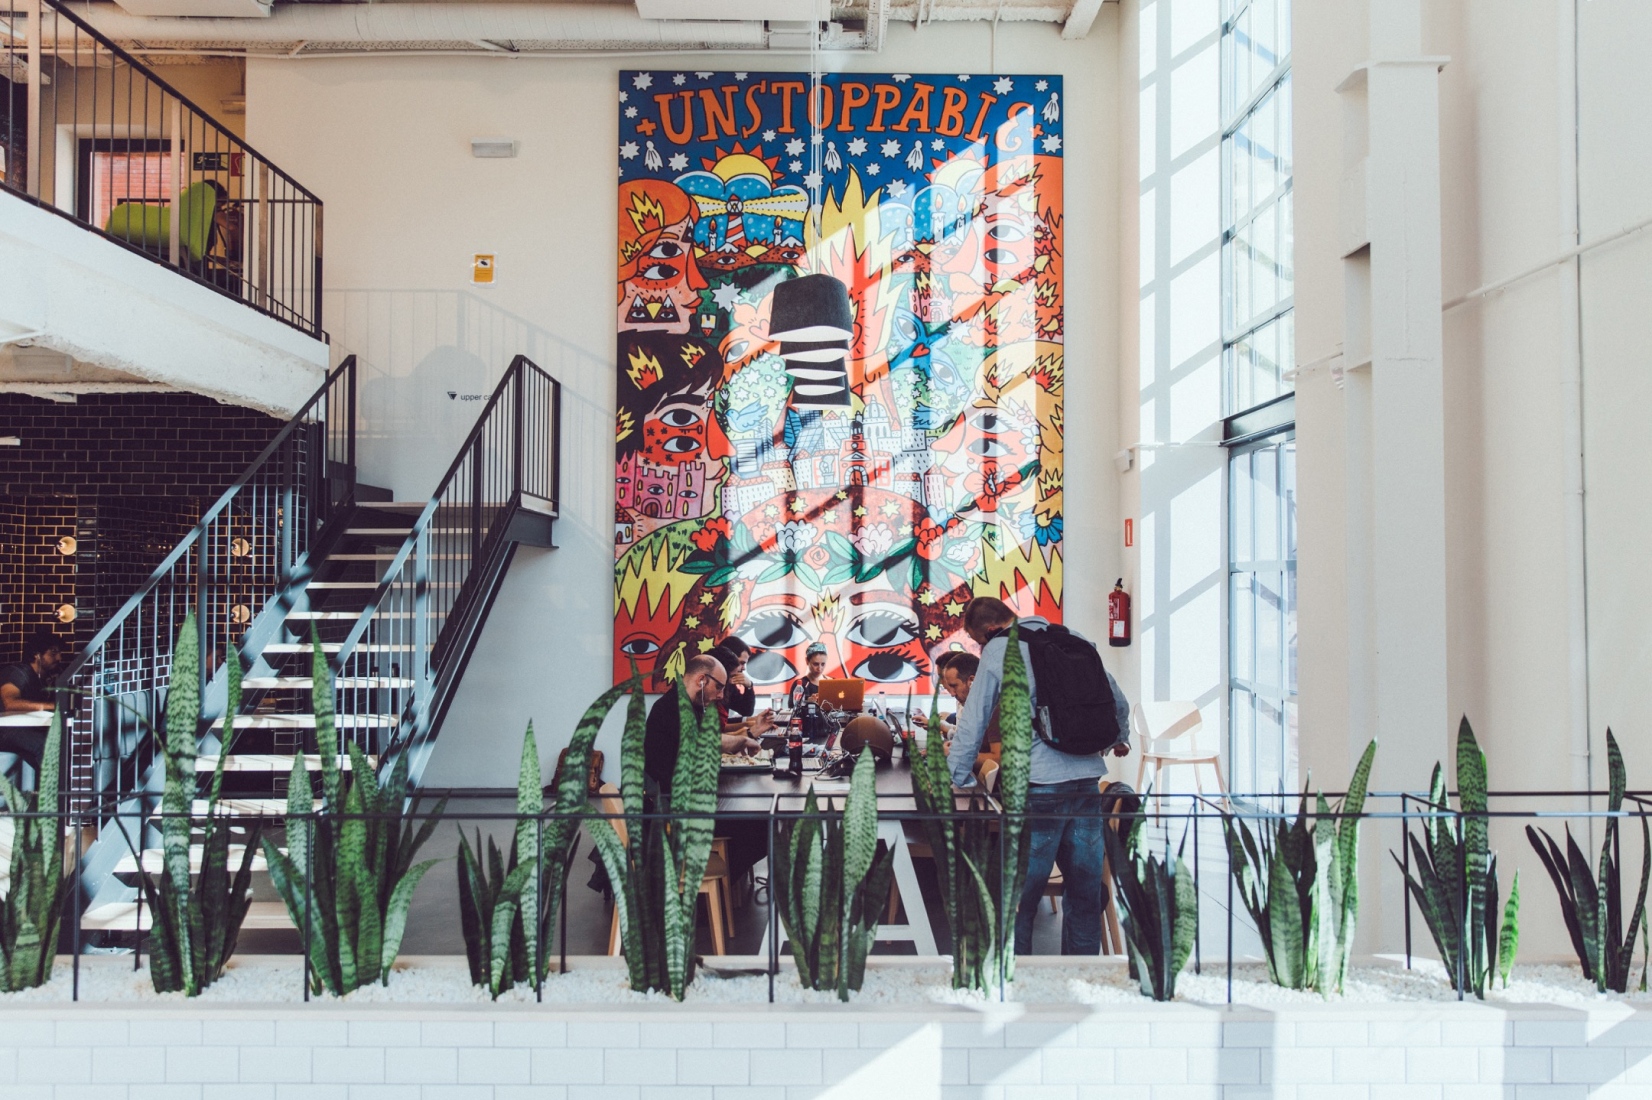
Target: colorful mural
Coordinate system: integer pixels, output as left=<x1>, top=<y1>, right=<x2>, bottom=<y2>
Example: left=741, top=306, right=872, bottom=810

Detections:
left=614, top=71, right=1065, bottom=694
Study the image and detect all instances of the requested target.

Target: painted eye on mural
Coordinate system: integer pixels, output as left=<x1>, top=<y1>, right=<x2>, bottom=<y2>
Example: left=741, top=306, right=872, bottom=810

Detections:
left=618, top=636, right=662, bottom=658
left=723, top=339, right=750, bottom=364
left=987, top=223, right=1028, bottom=243
left=738, top=610, right=809, bottom=651
left=640, top=263, right=680, bottom=280
left=678, top=489, right=698, bottom=499
left=967, top=438, right=1014, bottom=458
left=893, top=313, right=920, bottom=344
left=744, top=650, right=797, bottom=685
left=847, top=610, right=918, bottom=649
left=983, top=249, right=1020, bottom=266
left=852, top=652, right=922, bottom=684
left=970, top=410, right=1005, bottom=433
left=660, top=436, right=701, bottom=455
left=648, top=240, right=686, bottom=260
left=659, top=408, right=701, bottom=428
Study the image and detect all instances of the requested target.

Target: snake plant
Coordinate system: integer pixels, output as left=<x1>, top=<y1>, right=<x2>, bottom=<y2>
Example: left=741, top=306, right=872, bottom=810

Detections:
left=1526, top=728, right=1650, bottom=993
left=0, top=712, right=68, bottom=992
left=585, top=670, right=721, bottom=1000
left=1104, top=808, right=1198, bottom=1000
left=1392, top=717, right=1520, bottom=998
left=773, top=746, right=895, bottom=1000
left=123, top=615, right=261, bottom=994
left=1224, top=740, right=1376, bottom=994
left=907, top=622, right=1033, bottom=992
left=457, top=698, right=610, bottom=999
left=262, top=636, right=446, bottom=995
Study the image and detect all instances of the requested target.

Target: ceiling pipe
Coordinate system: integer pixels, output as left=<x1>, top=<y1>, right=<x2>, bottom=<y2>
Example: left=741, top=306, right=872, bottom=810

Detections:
left=58, top=2, right=773, bottom=50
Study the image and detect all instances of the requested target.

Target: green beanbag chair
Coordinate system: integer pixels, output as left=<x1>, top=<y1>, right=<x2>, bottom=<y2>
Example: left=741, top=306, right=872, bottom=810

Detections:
left=104, top=179, right=217, bottom=263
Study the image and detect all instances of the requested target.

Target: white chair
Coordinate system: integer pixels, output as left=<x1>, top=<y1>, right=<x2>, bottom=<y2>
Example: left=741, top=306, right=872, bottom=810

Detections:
left=1133, top=701, right=1228, bottom=811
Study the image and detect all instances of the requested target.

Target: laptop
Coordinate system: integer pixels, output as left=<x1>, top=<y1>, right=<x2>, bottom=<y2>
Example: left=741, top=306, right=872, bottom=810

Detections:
left=816, top=678, right=865, bottom=712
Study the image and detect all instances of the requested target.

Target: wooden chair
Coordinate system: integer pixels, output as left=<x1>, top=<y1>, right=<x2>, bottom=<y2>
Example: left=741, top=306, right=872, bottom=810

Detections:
left=1041, top=779, right=1128, bottom=956
left=597, top=785, right=734, bottom=956
left=1133, top=701, right=1228, bottom=812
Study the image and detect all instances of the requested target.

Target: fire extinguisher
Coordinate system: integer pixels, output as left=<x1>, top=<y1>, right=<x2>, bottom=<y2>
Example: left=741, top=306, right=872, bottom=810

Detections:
left=1108, top=579, right=1131, bottom=647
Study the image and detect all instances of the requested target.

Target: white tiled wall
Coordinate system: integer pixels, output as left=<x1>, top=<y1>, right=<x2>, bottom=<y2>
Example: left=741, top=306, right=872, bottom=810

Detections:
left=2, top=1003, right=1651, bottom=1099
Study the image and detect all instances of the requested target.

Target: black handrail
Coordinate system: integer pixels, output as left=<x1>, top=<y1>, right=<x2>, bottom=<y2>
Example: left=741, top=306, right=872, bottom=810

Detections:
left=1, top=0, right=324, bottom=336
left=59, top=358, right=356, bottom=812
left=325, top=355, right=559, bottom=786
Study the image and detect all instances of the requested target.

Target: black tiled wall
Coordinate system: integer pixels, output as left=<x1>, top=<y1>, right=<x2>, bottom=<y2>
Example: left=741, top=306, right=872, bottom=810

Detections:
left=0, top=393, right=283, bottom=661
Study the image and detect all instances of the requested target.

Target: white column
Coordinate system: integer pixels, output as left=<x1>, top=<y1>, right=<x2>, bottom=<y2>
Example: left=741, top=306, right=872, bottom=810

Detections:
left=1339, top=0, right=1449, bottom=954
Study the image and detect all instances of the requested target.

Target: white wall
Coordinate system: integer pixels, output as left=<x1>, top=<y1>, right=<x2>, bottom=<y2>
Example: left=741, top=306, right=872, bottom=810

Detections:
left=246, top=16, right=1123, bottom=787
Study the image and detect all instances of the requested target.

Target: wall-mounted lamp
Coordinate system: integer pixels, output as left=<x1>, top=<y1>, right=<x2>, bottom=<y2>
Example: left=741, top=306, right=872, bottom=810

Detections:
left=56, top=536, right=76, bottom=556
left=55, top=604, right=76, bottom=624
left=0, top=436, right=19, bottom=446
left=470, top=138, right=518, bottom=159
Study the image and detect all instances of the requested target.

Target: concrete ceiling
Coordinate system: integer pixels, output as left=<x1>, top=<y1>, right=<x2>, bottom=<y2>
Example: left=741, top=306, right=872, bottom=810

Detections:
left=80, top=0, right=1114, bottom=58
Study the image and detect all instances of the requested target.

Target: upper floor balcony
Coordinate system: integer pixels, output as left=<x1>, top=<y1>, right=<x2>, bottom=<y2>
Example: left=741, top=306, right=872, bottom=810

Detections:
left=1, top=0, right=326, bottom=415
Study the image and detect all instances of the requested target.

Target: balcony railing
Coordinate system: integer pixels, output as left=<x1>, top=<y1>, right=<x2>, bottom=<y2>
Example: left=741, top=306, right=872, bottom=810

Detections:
left=0, top=0, right=323, bottom=337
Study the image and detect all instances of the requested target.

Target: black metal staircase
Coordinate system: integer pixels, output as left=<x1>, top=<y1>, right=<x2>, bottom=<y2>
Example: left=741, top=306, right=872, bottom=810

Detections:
left=67, top=354, right=561, bottom=929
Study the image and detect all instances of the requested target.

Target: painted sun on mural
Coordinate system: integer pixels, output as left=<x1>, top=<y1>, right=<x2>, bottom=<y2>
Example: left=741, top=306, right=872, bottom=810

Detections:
left=614, top=71, right=1065, bottom=694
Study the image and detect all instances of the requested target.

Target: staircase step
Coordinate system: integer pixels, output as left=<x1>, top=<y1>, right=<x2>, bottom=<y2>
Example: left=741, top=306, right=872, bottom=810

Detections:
left=346, top=527, right=471, bottom=536
left=82, top=901, right=293, bottom=932
left=262, top=643, right=423, bottom=654
left=285, top=611, right=419, bottom=620
left=306, top=581, right=382, bottom=590
left=112, top=845, right=271, bottom=875
left=210, top=714, right=396, bottom=730
left=243, top=677, right=414, bottom=690
left=327, top=554, right=470, bottom=561
left=146, top=798, right=289, bottom=819
left=196, top=753, right=373, bottom=773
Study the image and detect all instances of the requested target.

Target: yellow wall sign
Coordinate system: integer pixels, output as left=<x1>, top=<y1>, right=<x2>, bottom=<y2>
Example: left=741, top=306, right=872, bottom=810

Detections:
left=472, top=253, right=495, bottom=286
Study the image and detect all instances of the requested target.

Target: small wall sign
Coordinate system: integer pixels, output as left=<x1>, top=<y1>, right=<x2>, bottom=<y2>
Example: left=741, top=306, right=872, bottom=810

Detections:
left=472, top=254, right=495, bottom=286
left=1125, top=518, right=1134, bottom=548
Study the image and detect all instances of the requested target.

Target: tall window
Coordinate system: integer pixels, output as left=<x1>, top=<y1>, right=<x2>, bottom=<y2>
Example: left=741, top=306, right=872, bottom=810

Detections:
left=1223, top=0, right=1296, bottom=794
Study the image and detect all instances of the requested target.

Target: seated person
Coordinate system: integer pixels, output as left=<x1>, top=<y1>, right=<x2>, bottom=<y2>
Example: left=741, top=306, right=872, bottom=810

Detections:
left=913, top=650, right=967, bottom=733
left=0, top=629, right=65, bottom=778
left=788, top=642, right=828, bottom=708
left=708, top=643, right=774, bottom=739
left=640, top=652, right=765, bottom=879
left=714, top=636, right=758, bottom=718
left=643, top=655, right=758, bottom=792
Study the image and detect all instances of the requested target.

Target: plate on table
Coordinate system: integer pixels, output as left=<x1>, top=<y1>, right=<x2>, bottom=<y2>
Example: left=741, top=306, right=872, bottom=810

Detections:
left=720, top=749, right=773, bottom=771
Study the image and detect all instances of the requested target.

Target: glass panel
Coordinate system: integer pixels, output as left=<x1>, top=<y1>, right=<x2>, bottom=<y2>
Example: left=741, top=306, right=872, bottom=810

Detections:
left=1283, top=697, right=1299, bottom=792
left=1230, top=449, right=1253, bottom=565
left=1254, top=445, right=1279, bottom=561
left=1255, top=693, right=1283, bottom=796
left=1230, top=686, right=1255, bottom=795
left=1255, top=570, right=1282, bottom=691
left=1283, top=438, right=1297, bottom=559
left=1231, top=571, right=1255, bottom=683
left=1285, top=565, right=1298, bottom=694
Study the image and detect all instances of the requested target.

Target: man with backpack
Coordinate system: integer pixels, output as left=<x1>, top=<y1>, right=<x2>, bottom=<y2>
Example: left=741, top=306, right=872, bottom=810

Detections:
left=947, top=597, right=1135, bottom=955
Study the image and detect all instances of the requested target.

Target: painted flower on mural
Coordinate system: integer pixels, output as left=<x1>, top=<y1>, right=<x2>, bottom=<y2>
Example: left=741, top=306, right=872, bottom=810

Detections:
left=914, top=516, right=947, bottom=561
left=691, top=516, right=731, bottom=552
left=964, top=466, right=1025, bottom=512
left=773, top=521, right=818, bottom=555
left=851, top=523, right=896, bottom=559
left=1017, top=509, right=1064, bottom=548
left=803, top=544, right=832, bottom=570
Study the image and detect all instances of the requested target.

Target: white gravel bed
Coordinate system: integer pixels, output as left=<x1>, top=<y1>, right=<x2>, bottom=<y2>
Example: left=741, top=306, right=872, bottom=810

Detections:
left=3, top=956, right=1649, bottom=1007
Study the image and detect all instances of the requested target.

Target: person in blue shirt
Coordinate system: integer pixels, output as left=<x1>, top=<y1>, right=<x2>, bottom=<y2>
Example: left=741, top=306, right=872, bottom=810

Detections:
left=948, top=597, right=1134, bottom=955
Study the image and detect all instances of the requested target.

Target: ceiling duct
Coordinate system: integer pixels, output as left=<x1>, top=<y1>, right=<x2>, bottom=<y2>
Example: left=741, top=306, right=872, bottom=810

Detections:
left=62, top=2, right=777, bottom=53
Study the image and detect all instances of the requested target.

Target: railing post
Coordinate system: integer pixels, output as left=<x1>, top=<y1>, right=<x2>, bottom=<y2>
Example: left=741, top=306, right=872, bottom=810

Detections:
left=513, top=361, right=525, bottom=502
left=413, top=524, right=431, bottom=732
left=257, top=162, right=271, bottom=311
left=25, top=0, right=42, bottom=199
left=471, top=441, right=483, bottom=569
left=168, top=98, right=183, bottom=267
left=313, top=201, right=324, bottom=336
left=551, top=378, right=562, bottom=513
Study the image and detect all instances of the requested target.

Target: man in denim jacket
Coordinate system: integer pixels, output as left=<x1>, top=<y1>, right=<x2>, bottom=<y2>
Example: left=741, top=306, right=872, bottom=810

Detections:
left=947, top=597, right=1133, bottom=954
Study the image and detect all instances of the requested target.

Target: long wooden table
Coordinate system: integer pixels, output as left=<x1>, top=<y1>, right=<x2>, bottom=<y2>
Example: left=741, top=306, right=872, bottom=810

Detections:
left=716, top=740, right=992, bottom=957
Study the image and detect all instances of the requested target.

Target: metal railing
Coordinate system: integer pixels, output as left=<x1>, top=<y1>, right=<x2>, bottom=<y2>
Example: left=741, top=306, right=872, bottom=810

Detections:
left=0, top=0, right=323, bottom=337
left=58, top=357, right=356, bottom=812
left=20, top=786, right=1652, bottom=1002
left=331, top=355, right=560, bottom=783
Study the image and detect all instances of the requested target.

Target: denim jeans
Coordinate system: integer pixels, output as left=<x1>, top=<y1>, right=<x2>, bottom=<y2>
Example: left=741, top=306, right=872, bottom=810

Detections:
left=1015, top=778, right=1111, bottom=955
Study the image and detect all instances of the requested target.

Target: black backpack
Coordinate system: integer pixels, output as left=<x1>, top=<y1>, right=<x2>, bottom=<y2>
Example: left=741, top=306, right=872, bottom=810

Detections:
left=1007, top=623, right=1122, bottom=755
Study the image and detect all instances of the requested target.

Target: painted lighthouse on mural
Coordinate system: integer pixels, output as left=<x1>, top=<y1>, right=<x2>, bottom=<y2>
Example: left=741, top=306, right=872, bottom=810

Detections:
left=613, top=71, right=1066, bottom=692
